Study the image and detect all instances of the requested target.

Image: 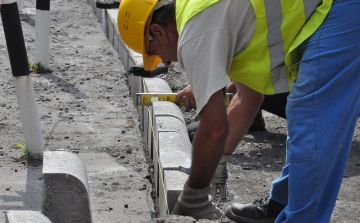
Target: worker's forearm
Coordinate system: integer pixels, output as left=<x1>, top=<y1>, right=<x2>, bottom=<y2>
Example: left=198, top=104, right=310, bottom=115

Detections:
left=187, top=89, right=229, bottom=189
left=224, top=82, right=263, bottom=154
left=188, top=121, right=228, bottom=189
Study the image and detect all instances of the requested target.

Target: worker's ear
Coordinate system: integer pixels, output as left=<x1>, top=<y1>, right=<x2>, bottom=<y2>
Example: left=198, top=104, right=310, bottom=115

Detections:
left=150, top=24, right=168, bottom=44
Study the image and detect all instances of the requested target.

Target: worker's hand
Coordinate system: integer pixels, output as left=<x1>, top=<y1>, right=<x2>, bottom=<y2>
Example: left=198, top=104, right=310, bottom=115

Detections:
left=171, top=183, right=223, bottom=220
left=176, top=85, right=196, bottom=110
left=179, top=155, right=231, bottom=201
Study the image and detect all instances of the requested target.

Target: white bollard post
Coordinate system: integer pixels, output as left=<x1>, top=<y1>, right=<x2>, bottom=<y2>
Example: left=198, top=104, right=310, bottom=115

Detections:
left=35, top=0, right=50, bottom=68
left=14, top=76, right=45, bottom=158
left=1, top=0, right=45, bottom=158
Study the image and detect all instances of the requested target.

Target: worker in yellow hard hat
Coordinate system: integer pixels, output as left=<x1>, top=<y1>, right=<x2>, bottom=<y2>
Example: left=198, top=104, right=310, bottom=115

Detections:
left=118, top=0, right=175, bottom=71
left=118, top=0, right=360, bottom=222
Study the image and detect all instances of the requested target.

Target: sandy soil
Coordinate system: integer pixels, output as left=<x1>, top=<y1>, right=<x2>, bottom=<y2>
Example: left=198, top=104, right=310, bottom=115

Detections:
left=0, top=0, right=359, bottom=222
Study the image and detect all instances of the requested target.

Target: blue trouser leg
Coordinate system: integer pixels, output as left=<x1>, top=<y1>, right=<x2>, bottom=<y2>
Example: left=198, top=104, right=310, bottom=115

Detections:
left=270, top=0, right=360, bottom=222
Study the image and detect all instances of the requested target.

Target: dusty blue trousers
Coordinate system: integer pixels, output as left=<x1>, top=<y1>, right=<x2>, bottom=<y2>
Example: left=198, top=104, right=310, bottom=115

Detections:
left=270, top=0, right=360, bottom=222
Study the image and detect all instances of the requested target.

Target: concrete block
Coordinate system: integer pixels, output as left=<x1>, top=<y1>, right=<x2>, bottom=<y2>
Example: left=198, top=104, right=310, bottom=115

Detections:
left=119, top=40, right=129, bottom=70
left=117, top=43, right=124, bottom=65
left=159, top=132, right=192, bottom=169
left=143, top=78, right=172, bottom=93
left=154, top=131, right=191, bottom=195
left=159, top=170, right=188, bottom=217
left=143, top=78, right=174, bottom=152
left=131, top=50, right=143, bottom=66
left=128, top=56, right=137, bottom=69
left=143, top=104, right=150, bottom=147
left=6, top=211, right=52, bottom=223
left=130, top=76, right=142, bottom=102
left=96, top=8, right=104, bottom=26
left=146, top=105, right=154, bottom=155
left=113, top=28, right=119, bottom=57
left=138, top=103, right=145, bottom=130
left=156, top=116, right=188, bottom=134
left=149, top=101, right=186, bottom=160
left=107, top=9, right=118, bottom=23
left=152, top=115, right=189, bottom=194
left=42, top=151, right=92, bottom=223
left=152, top=101, right=185, bottom=124
left=106, top=12, right=114, bottom=44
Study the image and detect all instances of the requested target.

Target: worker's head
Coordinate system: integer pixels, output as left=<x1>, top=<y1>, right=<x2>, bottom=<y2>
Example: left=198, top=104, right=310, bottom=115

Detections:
left=118, top=0, right=178, bottom=70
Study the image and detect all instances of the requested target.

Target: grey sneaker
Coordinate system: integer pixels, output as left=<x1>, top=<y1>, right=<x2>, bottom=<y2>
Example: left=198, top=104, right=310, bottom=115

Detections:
left=225, top=196, right=285, bottom=223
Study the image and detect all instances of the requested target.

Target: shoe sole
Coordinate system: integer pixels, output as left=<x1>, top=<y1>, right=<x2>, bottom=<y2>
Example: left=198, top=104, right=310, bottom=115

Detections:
left=225, top=207, right=275, bottom=223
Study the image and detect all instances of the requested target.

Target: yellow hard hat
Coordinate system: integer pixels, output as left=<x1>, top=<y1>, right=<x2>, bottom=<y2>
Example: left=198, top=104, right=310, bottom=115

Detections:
left=118, top=0, right=164, bottom=71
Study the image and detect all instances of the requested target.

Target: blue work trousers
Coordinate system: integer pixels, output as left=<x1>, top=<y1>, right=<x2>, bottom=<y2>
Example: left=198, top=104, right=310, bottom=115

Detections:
left=270, top=0, right=360, bottom=222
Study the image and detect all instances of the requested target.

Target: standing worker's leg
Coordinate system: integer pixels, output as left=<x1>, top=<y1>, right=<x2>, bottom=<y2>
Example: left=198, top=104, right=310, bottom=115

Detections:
left=275, top=0, right=360, bottom=222
left=261, top=93, right=288, bottom=119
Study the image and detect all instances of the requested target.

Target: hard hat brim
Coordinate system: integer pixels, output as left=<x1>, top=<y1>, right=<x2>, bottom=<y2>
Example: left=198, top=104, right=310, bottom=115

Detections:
left=142, top=52, right=162, bottom=71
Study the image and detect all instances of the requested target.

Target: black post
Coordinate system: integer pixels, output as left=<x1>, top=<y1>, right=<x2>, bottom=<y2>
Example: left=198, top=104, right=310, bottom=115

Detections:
left=36, top=0, right=50, bottom=10
left=1, top=1, right=30, bottom=77
left=1, top=0, right=45, bottom=157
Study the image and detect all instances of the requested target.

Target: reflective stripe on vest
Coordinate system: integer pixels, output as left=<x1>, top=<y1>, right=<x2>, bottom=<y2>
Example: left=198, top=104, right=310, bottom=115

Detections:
left=176, top=0, right=332, bottom=95
left=263, top=0, right=322, bottom=94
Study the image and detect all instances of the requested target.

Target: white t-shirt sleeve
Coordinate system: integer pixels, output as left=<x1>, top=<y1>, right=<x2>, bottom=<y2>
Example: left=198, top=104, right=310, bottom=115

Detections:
left=177, top=0, right=255, bottom=115
left=178, top=29, right=232, bottom=115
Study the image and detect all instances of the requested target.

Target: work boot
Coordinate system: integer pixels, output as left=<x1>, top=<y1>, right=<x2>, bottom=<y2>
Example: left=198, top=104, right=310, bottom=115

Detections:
left=248, top=110, right=266, bottom=132
left=225, top=196, right=285, bottom=223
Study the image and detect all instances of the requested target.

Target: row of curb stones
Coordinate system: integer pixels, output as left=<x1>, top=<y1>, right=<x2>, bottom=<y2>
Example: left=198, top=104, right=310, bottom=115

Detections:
left=128, top=74, right=191, bottom=216
left=87, top=0, right=192, bottom=217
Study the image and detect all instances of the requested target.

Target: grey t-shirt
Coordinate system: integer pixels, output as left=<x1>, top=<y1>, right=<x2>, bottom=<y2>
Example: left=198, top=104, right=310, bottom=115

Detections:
left=177, top=0, right=255, bottom=114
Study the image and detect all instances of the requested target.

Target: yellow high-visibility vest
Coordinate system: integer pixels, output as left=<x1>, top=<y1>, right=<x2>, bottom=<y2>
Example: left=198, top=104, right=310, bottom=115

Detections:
left=176, top=0, right=333, bottom=94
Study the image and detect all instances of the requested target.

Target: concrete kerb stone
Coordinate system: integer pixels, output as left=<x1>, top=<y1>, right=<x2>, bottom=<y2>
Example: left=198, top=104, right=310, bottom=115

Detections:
left=143, top=78, right=172, bottom=150
left=153, top=117, right=189, bottom=195
left=6, top=211, right=52, bottom=223
left=114, top=26, right=120, bottom=57
left=160, top=170, right=189, bottom=217
left=96, top=8, right=106, bottom=31
left=152, top=101, right=186, bottom=124
left=143, top=78, right=172, bottom=149
left=144, top=78, right=172, bottom=93
left=158, top=132, right=191, bottom=216
left=107, top=11, right=114, bottom=45
left=42, top=151, right=92, bottom=223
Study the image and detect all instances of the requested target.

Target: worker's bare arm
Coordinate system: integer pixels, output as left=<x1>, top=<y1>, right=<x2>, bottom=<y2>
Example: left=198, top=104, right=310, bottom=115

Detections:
left=224, top=81, right=264, bottom=154
left=187, top=88, right=229, bottom=189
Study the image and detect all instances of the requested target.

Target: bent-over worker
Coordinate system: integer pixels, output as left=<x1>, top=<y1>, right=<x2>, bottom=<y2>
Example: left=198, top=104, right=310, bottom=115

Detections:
left=118, top=0, right=360, bottom=222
